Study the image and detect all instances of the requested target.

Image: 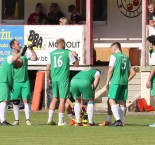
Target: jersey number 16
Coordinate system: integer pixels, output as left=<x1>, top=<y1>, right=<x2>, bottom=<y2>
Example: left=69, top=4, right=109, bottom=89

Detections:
left=53, top=56, right=63, bottom=68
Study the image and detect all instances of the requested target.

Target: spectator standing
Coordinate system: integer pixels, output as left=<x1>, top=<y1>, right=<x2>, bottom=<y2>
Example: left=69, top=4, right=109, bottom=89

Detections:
left=68, top=4, right=82, bottom=24
left=148, top=2, right=155, bottom=27
left=46, top=3, right=64, bottom=25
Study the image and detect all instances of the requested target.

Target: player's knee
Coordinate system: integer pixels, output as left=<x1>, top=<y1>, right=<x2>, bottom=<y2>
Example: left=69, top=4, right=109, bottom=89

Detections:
left=13, top=100, right=20, bottom=105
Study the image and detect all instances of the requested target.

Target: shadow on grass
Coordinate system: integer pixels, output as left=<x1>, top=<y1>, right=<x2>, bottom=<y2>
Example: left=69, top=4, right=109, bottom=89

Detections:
left=124, top=123, right=149, bottom=127
left=37, top=124, right=57, bottom=126
left=95, top=123, right=149, bottom=127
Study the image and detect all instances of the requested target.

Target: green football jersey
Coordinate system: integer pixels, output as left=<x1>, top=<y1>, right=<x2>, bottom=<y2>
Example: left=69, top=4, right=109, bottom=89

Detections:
left=110, top=52, right=130, bottom=85
left=13, top=55, right=29, bottom=82
left=50, top=49, right=70, bottom=82
left=73, top=69, right=97, bottom=84
left=150, top=50, right=155, bottom=83
left=0, top=56, right=14, bottom=87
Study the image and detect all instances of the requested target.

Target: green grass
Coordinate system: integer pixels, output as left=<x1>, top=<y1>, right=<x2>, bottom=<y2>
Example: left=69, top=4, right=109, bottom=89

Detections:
left=0, top=111, right=155, bottom=145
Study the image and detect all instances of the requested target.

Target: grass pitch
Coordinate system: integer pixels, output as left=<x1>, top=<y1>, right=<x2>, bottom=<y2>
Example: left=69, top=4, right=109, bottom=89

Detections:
left=0, top=111, right=155, bottom=145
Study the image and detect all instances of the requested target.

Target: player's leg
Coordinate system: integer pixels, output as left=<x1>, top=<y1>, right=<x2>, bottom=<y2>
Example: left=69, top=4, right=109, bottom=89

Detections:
left=149, top=82, right=155, bottom=127
left=74, top=98, right=81, bottom=125
left=118, top=101, right=126, bottom=124
left=107, top=99, right=113, bottom=121
left=22, top=81, right=31, bottom=125
left=58, top=98, right=66, bottom=125
left=11, top=82, right=22, bottom=125
left=86, top=101, right=95, bottom=126
left=118, top=85, right=127, bottom=125
left=99, top=99, right=112, bottom=126
left=65, top=98, right=75, bottom=125
left=47, top=82, right=58, bottom=125
left=47, top=97, right=58, bottom=125
left=70, top=79, right=82, bottom=126
left=108, top=84, right=123, bottom=126
left=65, top=101, right=74, bottom=119
left=81, top=81, right=95, bottom=126
left=12, top=99, right=20, bottom=125
left=0, top=83, right=12, bottom=126
left=58, top=81, right=69, bottom=126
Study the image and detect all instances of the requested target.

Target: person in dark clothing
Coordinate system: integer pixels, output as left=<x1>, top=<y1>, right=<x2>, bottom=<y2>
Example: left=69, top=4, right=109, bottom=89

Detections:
left=46, top=3, right=64, bottom=25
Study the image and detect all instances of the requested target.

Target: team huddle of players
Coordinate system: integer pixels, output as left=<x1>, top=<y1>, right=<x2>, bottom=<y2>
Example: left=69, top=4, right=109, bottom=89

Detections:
left=0, top=38, right=137, bottom=127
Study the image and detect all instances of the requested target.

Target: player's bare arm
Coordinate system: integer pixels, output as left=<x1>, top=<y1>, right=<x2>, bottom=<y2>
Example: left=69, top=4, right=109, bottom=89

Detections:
left=105, top=66, right=113, bottom=89
left=11, top=49, right=23, bottom=63
left=71, top=50, right=79, bottom=67
left=128, top=68, right=136, bottom=82
left=93, top=76, right=100, bottom=91
left=73, top=60, right=79, bottom=67
left=46, top=64, right=51, bottom=84
left=28, top=46, right=38, bottom=61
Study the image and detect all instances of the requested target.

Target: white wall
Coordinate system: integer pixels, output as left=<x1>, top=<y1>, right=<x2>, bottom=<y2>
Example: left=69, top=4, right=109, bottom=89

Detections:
left=94, top=0, right=142, bottom=49
left=24, top=0, right=75, bottom=24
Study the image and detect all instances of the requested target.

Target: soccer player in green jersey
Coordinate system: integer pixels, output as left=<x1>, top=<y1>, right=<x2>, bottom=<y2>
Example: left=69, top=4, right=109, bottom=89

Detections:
left=46, top=38, right=79, bottom=126
left=70, top=69, right=101, bottom=126
left=146, top=36, right=155, bottom=127
left=106, top=42, right=136, bottom=126
left=10, top=39, right=38, bottom=126
left=0, top=42, right=24, bottom=126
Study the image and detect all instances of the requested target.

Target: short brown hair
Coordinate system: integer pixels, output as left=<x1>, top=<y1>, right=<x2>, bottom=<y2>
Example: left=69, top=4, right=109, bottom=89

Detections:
left=10, top=39, right=16, bottom=49
left=148, top=2, right=155, bottom=6
left=111, top=42, right=122, bottom=52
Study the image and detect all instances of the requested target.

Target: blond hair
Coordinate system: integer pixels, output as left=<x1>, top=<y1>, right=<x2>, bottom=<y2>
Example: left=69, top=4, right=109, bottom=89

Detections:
left=59, top=17, right=69, bottom=25
left=56, top=38, right=65, bottom=45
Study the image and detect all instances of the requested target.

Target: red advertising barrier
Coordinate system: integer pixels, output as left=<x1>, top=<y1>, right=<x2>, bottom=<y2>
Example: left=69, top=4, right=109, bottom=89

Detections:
left=31, top=71, right=45, bottom=111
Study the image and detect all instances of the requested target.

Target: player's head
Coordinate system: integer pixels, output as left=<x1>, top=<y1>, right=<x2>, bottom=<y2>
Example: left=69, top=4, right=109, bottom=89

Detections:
left=147, top=35, right=155, bottom=43
left=55, top=38, right=65, bottom=49
left=146, top=35, right=155, bottom=50
left=151, top=36, right=155, bottom=49
left=10, top=39, right=21, bottom=52
left=110, top=42, right=122, bottom=53
left=148, top=2, right=155, bottom=13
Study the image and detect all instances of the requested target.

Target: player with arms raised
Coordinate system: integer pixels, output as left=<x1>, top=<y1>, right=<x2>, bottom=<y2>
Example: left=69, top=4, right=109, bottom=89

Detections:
left=10, top=39, right=38, bottom=126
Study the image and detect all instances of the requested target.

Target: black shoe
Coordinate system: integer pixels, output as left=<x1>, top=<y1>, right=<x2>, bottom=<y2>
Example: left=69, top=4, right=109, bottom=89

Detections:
left=1, top=121, right=12, bottom=126
left=112, top=120, right=123, bottom=127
